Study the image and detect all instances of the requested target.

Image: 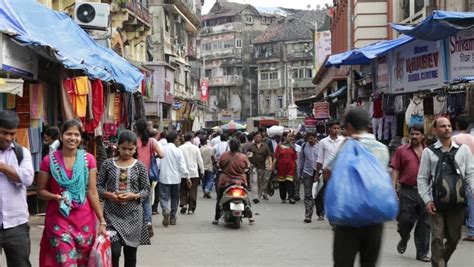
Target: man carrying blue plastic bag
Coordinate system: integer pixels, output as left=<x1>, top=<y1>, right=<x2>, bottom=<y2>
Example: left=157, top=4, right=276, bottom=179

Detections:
left=323, top=108, right=399, bottom=267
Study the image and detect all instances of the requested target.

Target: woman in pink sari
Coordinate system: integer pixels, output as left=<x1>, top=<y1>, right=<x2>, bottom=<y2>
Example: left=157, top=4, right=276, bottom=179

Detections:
left=37, top=120, right=106, bottom=266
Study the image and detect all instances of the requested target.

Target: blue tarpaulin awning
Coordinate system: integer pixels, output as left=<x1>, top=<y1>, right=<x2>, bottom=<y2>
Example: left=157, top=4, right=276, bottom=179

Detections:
left=0, top=0, right=143, bottom=91
left=326, top=35, right=414, bottom=67
left=326, top=86, right=347, bottom=99
left=391, top=10, right=474, bottom=41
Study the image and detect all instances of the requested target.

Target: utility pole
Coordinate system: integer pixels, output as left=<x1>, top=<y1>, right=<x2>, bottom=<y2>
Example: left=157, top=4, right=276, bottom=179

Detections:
left=347, top=0, right=353, bottom=106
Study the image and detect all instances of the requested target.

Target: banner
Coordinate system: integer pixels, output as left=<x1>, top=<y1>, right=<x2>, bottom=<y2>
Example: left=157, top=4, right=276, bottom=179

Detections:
left=200, top=79, right=209, bottom=102
left=314, top=31, right=332, bottom=73
left=389, top=39, right=444, bottom=94
left=375, top=56, right=389, bottom=93
left=313, top=102, right=330, bottom=119
left=448, top=29, right=474, bottom=79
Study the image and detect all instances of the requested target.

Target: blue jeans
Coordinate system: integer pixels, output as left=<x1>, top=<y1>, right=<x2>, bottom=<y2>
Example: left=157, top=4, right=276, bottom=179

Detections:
left=202, top=171, right=215, bottom=193
left=159, top=183, right=180, bottom=220
left=467, top=189, right=474, bottom=236
left=142, top=195, right=152, bottom=224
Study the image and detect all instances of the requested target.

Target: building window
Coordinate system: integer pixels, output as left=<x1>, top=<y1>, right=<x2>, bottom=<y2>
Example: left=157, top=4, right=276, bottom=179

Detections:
left=265, top=96, right=270, bottom=109
left=270, top=72, right=278, bottom=80
left=277, top=96, right=283, bottom=108
left=246, top=16, right=253, bottom=24
left=223, top=67, right=233, bottom=76
left=205, top=69, right=212, bottom=78
left=305, top=69, right=312, bottom=78
left=202, top=43, right=212, bottom=51
left=260, top=73, right=269, bottom=80
left=223, top=39, right=234, bottom=49
left=235, top=39, right=242, bottom=48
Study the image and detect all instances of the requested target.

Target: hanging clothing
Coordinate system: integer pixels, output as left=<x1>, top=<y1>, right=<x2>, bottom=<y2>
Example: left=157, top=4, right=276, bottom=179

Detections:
left=423, top=96, right=434, bottom=115
left=134, top=92, right=145, bottom=121
left=433, top=94, right=447, bottom=115
left=16, top=128, right=30, bottom=149
left=4, top=93, right=16, bottom=109
left=73, top=77, right=90, bottom=118
left=405, top=95, right=424, bottom=125
left=29, top=83, right=45, bottom=119
left=85, top=80, right=104, bottom=134
left=447, top=93, right=466, bottom=118
left=372, top=95, right=384, bottom=118
left=28, top=127, right=42, bottom=172
left=61, top=78, right=77, bottom=120
left=372, top=118, right=383, bottom=140
left=106, top=92, right=115, bottom=121
left=113, top=93, right=121, bottom=123
left=383, top=95, right=396, bottom=115
left=383, top=115, right=397, bottom=140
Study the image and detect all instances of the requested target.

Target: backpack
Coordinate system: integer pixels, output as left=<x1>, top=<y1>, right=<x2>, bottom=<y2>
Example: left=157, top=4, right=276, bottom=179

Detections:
left=12, top=142, right=24, bottom=165
left=429, top=145, right=467, bottom=211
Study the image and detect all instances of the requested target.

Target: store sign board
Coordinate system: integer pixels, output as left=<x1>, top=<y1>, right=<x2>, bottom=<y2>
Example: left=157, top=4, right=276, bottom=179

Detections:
left=200, top=79, right=209, bottom=102
left=448, top=29, right=474, bottom=79
left=313, top=102, right=330, bottom=119
left=389, top=39, right=443, bottom=94
left=0, top=34, right=38, bottom=79
left=376, top=56, right=389, bottom=93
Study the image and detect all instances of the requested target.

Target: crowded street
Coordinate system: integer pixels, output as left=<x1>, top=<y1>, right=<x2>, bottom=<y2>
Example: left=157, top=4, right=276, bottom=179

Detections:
left=5, top=195, right=473, bottom=267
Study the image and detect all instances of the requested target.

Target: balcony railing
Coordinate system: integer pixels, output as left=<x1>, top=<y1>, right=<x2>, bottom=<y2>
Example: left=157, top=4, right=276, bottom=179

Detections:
left=287, top=51, right=313, bottom=60
left=201, top=22, right=242, bottom=35
left=258, top=80, right=282, bottom=90
left=118, top=0, right=151, bottom=24
left=292, top=78, right=314, bottom=88
left=202, top=48, right=242, bottom=59
left=209, top=75, right=243, bottom=87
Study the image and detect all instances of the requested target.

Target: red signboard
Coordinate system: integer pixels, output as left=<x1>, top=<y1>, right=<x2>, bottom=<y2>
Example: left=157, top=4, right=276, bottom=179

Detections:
left=200, top=80, right=209, bottom=102
left=164, top=81, right=173, bottom=104
left=313, top=102, right=330, bottom=119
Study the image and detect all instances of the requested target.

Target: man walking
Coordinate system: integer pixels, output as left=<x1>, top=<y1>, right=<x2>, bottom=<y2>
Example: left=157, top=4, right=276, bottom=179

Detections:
left=200, top=137, right=215, bottom=198
left=0, top=110, right=34, bottom=266
left=297, top=132, right=319, bottom=223
left=247, top=132, right=272, bottom=203
left=391, top=124, right=430, bottom=262
left=324, top=108, right=389, bottom=267
left=314, top=120, right=344, bottom=222
left=418, top=117, right=474, bottom=267
left=179, top=132, right=204, bottom=215
left=452, top=115, right=474, bottom=242
left=159, top=132, right=189, bottom=226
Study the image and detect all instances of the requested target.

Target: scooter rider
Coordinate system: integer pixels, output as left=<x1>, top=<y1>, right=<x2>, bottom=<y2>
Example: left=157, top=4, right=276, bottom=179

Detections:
left=212, top=139, right=254, bottom=225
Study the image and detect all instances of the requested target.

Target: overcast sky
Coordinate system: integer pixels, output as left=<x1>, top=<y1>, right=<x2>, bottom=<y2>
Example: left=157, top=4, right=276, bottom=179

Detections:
left=202, top=0, right=333, bottom=14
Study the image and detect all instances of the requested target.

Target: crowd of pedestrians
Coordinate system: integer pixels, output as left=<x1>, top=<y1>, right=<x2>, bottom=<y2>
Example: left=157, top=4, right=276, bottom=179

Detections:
left=0, top=107, right=472, bottom=267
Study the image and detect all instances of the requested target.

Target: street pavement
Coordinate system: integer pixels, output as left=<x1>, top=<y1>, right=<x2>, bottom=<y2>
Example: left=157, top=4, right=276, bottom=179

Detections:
left=3, top=189, right=474, bottom=267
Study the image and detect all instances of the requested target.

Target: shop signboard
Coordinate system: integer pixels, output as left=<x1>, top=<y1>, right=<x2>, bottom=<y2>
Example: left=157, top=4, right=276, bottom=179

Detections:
left=389, top=39, right=444, bottom=94
left=448, top=29, right=474, bottom=79
left=200, top=79, right=209, bottom=102
left=313, top=102, right=330, bottom=119
left=375, top=56, right=389, bottom=93
left=0, top=34, right=38, bottom=79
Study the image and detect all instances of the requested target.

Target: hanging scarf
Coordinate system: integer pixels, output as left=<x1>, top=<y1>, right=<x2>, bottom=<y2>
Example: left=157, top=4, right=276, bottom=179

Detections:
left=50, top=149, right=89, bottom=206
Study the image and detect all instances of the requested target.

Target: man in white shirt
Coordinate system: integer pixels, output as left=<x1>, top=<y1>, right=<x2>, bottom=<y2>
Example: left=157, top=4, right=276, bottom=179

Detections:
left=179, top=132, right=204, bottom=215
left=214, top=132, right=230, bottom=162
left=314, top=120, right=345, bottom=221
left=159, top=132, right=189, bottom=227
left=210, top=131, right=222, bottom=147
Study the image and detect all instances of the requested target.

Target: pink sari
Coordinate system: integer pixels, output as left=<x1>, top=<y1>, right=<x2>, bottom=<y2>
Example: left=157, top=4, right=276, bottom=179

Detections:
left=39, top=151, right=97, bottom=267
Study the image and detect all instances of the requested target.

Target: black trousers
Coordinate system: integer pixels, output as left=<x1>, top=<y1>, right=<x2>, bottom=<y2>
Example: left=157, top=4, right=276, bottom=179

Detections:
left=397, top=186, right=430, bottom=257
left=333, top=224, right=384, bottom=267
left=215, top=188, right=224, bottom=220
left=315, top=183, right=326, bottom=217
left=111, top=240, right=138, bottom=267
left=279, top=180, right=295, bottom=200
left=0, top=223, right=31, bottom=267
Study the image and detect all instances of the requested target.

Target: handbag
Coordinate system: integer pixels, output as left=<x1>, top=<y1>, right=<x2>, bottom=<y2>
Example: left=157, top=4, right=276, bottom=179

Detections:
left=88, top=235, right=112, bottom=267
left=149, top=140, right=160, bottom=182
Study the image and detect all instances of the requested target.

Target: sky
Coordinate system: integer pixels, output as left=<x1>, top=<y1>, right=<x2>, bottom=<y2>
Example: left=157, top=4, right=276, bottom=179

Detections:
left=202, top=0, right=333, bottom=15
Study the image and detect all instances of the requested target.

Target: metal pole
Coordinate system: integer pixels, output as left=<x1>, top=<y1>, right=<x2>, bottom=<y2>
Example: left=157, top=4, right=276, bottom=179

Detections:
left=347, top=0, right=353, bottom=106
left=249, top=79, right=253, bottom=117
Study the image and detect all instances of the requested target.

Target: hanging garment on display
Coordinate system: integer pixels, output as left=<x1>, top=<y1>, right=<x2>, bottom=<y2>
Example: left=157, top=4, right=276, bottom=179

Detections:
left=447, top=93, right=466, bottom=118
left=133, top=92, right=145, bottom=121
left=16, top=128, right=30, bottom=149
left=433, top=94, right=447, bottom=115
left=86, top=80, right=94, bottom=120
left=61, top=78, right=77, bottom=120
left=113, top=93, right=121, bottom=123
left=73, top=76, right=90, bottom=118
left=106, top=92, right=115, bottom=121
left=0, top=93, right=3, bottom=111
left=29, top=83, right=45, bottom=119
left=85, top=80, right=104, bottom=134
left=424, top=115, right=435, bottom=136
left=28, top=127, right=42, bottom=172
left=4, top=93, right=16, bottom=109
left=423, top=96, right=434, bottom=115
left=372, top=95, right=384, bottom=118
left=405, top=95, right=424, bottom=125
left=383, top=95, right=396, bottom=115
left=372, top=118, right=383, bottom=140
left=394, top=95, right=405, bottom=114
left=383, top=115, right=397, bottom=140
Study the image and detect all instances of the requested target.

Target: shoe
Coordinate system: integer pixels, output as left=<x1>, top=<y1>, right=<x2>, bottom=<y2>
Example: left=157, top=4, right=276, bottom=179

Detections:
left=147, top=223, right=154, bottom=238
left=289, top=199, right=296, bottom=204
left=249, top=218, right=255, bottom=225
left=304, top=218, right=312, bottom=223
left=281, top=200, right=286, bottom=203
left=397, top=239, right=407, bottom=254
left=188, top=210, right=195, bottom=215
left=162, top=213, right=170, bottom=227
left=170, top=218, right=177, bottom=225
left=205, top=193, right=212, bottom=199
left=294, top=196, right=300, bottom=201
left=317, top=216, right=324, bottom=221
left=416, top=255, right=430, bottom=262
left=252, top=198, right=260, bottom=204
left=152, top=211, right=159, bottom=215
left=463, top=236, right=474, bottom=242
left=212, top=220, right=219, bottom=225
left=262, top=195, right=269, bottom=200
left=180, top=206, right=187, bottom=214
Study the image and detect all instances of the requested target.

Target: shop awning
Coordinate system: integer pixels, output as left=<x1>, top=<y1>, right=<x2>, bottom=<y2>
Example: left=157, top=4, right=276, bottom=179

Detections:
left=326, top=35, right=414, bottom=67
left=0, top=0, right=143, bottom=92
left=326, top=86, right=347, bottom=99
left=391, top=10, right=474, bottom=41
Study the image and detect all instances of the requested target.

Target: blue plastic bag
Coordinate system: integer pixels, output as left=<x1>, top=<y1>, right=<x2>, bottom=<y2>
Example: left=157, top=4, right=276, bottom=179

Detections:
left=324, top=139, right=398, bottom=227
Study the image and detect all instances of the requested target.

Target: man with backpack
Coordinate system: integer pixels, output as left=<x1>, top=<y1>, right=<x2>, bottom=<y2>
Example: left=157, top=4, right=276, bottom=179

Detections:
left=417, top=117, right=474, bottom=267
left=297, top=132, right=319, bottom=223
left=0, top=110, right=34, bottom=266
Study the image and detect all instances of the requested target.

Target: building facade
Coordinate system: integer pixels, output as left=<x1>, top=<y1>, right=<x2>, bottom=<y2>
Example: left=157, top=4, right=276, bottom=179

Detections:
left=200, top=1, right=280, bottom=125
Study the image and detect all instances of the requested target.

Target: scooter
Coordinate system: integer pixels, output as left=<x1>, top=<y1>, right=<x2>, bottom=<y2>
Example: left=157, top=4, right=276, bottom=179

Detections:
left=218, top=180, right=252, bottom=229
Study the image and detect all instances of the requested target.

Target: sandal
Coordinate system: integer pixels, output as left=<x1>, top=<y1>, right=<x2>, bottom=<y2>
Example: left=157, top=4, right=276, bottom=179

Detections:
left=463, top=236, right=474, bottom=242
left=249, top=218, right=255, bottom=225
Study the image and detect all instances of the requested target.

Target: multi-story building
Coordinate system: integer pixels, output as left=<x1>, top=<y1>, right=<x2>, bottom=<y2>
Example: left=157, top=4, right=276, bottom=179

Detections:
left=254, top=9, right=326, bottom=119
left=200, top=1, right=280, bottom=124
left=147, top=0, right=202, bottom=130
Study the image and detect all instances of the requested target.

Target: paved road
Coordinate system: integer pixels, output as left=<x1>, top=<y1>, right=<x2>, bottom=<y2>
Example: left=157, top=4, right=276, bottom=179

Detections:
left=3, top=190, right=474, bottom=266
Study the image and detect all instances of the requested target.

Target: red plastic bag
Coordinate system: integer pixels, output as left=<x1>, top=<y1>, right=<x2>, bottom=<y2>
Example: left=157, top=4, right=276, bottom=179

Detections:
left=88, top=235, right=112, bottom=267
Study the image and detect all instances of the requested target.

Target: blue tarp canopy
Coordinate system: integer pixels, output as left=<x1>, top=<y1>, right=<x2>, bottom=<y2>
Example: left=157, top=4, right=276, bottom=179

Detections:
left=391, top=10, right=474, bottom=41
left=326, top=35, right=414, bottom=66
left=0, top=0, right=143, bottom=91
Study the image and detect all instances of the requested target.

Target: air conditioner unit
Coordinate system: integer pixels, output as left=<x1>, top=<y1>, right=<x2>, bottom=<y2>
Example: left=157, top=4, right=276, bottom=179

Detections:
left=74, top=2, right=110, bottom=31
